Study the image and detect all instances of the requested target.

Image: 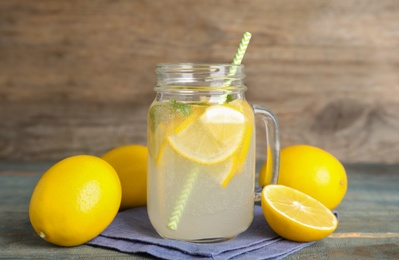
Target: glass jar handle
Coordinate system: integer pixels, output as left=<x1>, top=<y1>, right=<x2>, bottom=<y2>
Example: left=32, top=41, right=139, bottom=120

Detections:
left=252, top=104, right=280, bottom=202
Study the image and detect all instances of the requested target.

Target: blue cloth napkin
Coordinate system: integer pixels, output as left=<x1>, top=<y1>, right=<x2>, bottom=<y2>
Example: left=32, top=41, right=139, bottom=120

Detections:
left=87, top=206, right=314, bottom=259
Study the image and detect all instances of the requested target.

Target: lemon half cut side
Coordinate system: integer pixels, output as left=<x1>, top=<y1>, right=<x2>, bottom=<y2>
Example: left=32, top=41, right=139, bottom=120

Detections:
left=261, top=185, right=338, bottom=242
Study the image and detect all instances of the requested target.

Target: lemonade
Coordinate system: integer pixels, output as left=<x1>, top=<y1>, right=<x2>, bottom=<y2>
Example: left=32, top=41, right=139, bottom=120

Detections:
left=147, top=97, right=256, bottom=242
left=147, top=63, right=280, bottom=242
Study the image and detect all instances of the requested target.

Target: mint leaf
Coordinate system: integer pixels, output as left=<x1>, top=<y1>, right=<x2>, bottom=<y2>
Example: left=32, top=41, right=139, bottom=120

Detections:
left=169, top=99, right=191, bottom=116
left=225, top=94, right=234, bottom=103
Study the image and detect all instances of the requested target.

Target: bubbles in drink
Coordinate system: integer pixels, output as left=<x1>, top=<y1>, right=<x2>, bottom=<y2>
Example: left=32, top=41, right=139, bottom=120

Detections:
left=147, top=98, right=255, bottom=241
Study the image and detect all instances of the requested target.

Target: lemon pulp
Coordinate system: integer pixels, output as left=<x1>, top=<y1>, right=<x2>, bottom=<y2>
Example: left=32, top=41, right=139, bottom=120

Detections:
left=261, top=185, right=338, bottom=242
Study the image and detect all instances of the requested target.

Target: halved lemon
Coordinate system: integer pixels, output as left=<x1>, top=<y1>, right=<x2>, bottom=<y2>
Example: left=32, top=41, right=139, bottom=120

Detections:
left=167, top=105, right=247, bottom=165
left=261, top=185, right=338, bottom=242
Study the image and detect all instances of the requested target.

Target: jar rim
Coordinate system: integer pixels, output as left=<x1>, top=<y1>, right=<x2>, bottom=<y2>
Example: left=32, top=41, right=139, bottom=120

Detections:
left=156, top=62, right=244, bottom=66
left=155, top=63, right=246, bottom=92
left=156, top=63, right=244, bottom=72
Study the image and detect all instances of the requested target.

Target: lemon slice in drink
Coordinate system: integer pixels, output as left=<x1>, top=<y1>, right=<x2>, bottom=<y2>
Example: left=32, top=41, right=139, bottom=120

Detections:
left=205, top=157, right=238, bottom=188
left=167, top=105, right=247, bottom=165
left=149, top=103, right=207, bottom=166
left=261, top=185, right=338, bottom=242
left=225, top=99, right=254, bottom=173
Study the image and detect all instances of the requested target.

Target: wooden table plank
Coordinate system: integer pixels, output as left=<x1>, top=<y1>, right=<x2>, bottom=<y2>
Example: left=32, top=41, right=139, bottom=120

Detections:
left=286, top=164, right=399, bottom=259
left=0, top=163, right=398, bottom=259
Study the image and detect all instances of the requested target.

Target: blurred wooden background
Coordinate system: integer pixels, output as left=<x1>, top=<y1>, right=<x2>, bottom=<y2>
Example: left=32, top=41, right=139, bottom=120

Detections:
left=0, top=0, right=398, bottom=163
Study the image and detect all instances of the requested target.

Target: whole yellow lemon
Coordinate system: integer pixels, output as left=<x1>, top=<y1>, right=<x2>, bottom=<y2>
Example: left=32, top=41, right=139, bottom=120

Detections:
left=260, top=145, right=347, bottom=209
left=29, top=155, right=121, bottom=247
left=102, top=145, right=148, bottom=210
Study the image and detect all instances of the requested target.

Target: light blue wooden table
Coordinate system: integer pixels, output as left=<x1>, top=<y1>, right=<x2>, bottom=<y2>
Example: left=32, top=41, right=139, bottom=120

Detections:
left=1, top=163, right=398, bottom=259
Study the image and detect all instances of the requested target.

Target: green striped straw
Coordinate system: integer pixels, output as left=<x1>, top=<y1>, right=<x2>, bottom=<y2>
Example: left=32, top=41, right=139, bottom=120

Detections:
left=167, top=167, right=199, bottom=230
left=166, top=32, right=252, bottom=231
left=223, top=31, right=252, bottom=87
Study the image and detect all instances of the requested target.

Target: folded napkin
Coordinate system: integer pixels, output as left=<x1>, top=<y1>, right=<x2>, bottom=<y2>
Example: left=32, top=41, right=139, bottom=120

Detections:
left=87, top=205, right=316, bottom=259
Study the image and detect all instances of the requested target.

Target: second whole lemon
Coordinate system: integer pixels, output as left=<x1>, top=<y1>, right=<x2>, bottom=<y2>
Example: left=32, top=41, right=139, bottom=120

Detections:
left=102, top=145, right=148, bottom=210
left=29, top=155, right=121, bottom=247
left=260, top=145, right=347, bottom=209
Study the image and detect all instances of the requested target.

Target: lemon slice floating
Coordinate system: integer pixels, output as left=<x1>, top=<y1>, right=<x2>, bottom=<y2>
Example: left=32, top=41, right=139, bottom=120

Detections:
left=205, top=157, right=238, bottom=188
left=261, top=185, right=338, bottom=242
left=226, top=99, right=254, bottom=174
left=167, top=105, right=247, bottom=165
